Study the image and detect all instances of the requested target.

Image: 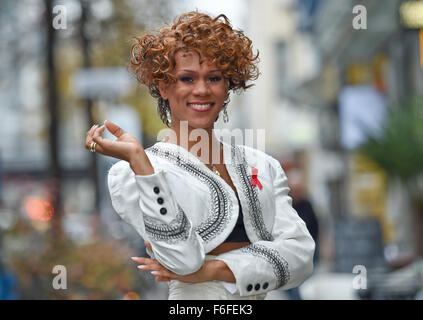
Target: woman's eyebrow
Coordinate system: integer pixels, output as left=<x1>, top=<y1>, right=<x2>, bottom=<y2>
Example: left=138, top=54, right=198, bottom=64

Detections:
left=179, top=69, right=221, bottom=73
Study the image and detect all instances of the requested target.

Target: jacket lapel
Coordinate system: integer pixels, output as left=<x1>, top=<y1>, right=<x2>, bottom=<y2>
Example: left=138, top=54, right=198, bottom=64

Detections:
left=222, top=141, right=273, bottom=242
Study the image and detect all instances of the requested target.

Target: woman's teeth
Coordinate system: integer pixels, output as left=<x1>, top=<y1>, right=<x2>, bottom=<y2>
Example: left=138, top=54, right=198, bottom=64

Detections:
left=187, top=103, right=213, bottom=111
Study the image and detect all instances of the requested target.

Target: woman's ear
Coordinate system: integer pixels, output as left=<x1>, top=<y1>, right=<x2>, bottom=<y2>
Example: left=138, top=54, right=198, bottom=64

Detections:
left=158, top=81, right=168, bottom=100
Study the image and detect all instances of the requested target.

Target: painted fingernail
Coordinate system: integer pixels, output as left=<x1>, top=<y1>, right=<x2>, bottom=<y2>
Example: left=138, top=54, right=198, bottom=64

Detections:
left=151, top=271, right=159, bottom=275
left=137, top=265, right=146, bottom=269
left=131, top=257, right=139, bottom=260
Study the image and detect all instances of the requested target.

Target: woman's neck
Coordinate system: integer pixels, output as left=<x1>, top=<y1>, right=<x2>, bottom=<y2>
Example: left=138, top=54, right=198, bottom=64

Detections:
left=165, top=121, right=223, bottom=165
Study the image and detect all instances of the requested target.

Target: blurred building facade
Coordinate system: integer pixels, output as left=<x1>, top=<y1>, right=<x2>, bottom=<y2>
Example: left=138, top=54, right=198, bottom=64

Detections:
left=243, top=0, right=423, bottom=272
left=299, top=0, right=423, bottom=266
left=242, top=0, right=331, bottom=215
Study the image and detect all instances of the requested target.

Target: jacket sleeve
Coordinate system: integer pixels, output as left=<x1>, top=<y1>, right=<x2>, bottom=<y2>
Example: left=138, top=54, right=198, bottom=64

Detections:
left=108, top=160, right=205, bottom=275
left=213, top=155, right=315, bottom=296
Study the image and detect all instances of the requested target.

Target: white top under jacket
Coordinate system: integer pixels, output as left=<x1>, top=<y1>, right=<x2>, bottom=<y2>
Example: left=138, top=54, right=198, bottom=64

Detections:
left=108, top=138, right=315, bottom=297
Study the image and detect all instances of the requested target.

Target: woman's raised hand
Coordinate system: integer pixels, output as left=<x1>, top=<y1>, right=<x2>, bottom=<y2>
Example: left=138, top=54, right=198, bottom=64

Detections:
left=85, top=120, right=154, bottom=175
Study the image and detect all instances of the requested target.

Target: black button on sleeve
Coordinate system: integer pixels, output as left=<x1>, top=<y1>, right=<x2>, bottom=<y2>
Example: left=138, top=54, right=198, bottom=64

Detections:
left=153, top=187, right=160, bottom=194
left=255, top=283, right=260, bottom=291
left=160, top=208, right=167, bottom=215
left=263, top=282, right=269, bottom=289
left=157, top=197, right=164, bottom=204
left=246, top=284, right=253, bottom=292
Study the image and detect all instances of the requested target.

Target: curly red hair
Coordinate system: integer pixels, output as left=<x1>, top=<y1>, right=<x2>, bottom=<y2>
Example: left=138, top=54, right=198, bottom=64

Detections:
left=128, top=11, right=260, bottom=126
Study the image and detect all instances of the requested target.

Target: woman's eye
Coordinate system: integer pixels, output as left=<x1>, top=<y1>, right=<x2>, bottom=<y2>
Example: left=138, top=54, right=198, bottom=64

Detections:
left=179, top=76, right=193, bottom=83
left=209, top=76, right=222, bottom=82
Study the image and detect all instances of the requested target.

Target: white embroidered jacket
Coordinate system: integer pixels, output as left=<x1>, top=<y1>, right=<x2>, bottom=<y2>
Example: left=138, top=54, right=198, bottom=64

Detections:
left=108, top=139, right=315, bottom=297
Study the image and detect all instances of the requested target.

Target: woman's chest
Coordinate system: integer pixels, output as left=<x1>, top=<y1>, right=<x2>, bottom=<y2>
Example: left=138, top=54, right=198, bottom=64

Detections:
left=148, top=144, right=276, bottom=244
left=211, top=163, right=239, bottom=197
left=166, top=161, right=276, bottom=237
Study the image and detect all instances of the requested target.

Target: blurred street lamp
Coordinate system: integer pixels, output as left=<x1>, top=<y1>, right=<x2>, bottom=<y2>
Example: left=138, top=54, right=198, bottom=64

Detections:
left=399, top=0, right=423, bottom=29
left=399, top=0, right=423, bottom=68
left=24, top=196, right=54, bottom=222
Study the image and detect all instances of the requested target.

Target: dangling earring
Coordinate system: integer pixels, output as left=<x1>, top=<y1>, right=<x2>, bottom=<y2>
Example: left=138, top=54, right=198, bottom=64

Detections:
left=222, top=95, right=230, bottom=123
left=166, top=108, right=172, bottom=125
left=164, top=99, right=172, bottom=125
left=223, top=105, right=229, bottom=123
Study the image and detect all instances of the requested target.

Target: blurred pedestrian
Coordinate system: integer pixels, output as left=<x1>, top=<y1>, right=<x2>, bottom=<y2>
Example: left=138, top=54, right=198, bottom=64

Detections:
left=285, top=167, right=319, bottom=300
left=85, top=11, right=315, bottom=300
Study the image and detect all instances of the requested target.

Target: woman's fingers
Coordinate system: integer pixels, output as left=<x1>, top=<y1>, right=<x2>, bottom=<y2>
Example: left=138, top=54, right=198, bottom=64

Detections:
left=130, top=256, right=176, bottom=282
left=131, top=257, right=155, bottom=266
left=144, top=241, right=153, bottom=252
left=89, top=124, right=97, bottom=136
left=131, top=257, right=171, bottom=272
left=85, top=125, right=98, bottom=150
left=133, top=258, right=161, bottom=270
left=155, top=276, right=171, bottom=282
left=131, top=257, right=144, bottom=263
left=86, top=121, right=144, bottom=164
left=104, top=120, right=126, bottom=139
left=151, top=269, right=175, bottom=281
left=86, top=125, right=94, bottom=138
left=92, top=135, right=133, bottom=160
left=87, top=125, right=104, bottom=153
left=91, top=125, right=120, bottom=156
left=90, top=123, right=135, bottom=160
left=93, top=125, right=105, bottom=140
left=86, top=124, right=95, bottom=136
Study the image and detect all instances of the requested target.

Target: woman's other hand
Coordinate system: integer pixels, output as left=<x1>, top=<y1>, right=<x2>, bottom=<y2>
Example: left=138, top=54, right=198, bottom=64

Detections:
left=85, top=120, right=154, bottom=175
left=131, top=241, right=235, bottom=283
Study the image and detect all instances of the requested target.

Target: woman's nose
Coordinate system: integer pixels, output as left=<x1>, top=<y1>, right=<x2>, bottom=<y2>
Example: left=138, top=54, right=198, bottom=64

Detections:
left=192, top=79, right=210, bottom=95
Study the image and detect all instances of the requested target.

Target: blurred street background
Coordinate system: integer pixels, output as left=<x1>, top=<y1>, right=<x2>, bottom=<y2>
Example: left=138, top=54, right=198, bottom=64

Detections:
left=1, top=0, right=423, bottom=300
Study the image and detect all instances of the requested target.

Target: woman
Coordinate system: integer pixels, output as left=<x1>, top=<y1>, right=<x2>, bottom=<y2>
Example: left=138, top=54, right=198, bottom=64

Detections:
left=85, top=11, right=315, bottom=300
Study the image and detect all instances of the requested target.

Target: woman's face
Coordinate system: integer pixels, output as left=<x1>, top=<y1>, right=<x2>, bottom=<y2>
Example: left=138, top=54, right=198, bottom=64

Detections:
left=159, top=50, right=229, bottom=130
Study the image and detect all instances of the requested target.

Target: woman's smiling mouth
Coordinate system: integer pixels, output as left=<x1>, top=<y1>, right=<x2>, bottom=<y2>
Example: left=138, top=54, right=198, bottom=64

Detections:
left=187, top=102, right=215, bottom=112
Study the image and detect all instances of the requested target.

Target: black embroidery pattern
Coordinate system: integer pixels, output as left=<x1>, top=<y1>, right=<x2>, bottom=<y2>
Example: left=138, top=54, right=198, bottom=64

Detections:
left=241, top=243, right=290, bottom=288
left=232, top=145, right=273, bottom=241
left=146, top=145, right=232, bottom=243
left=143, top=206, right=189, bottom=243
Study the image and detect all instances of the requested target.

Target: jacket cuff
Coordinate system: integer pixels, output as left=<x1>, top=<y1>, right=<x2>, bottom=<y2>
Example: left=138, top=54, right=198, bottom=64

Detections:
left=214, top=244, right=291, bottom=297
left=219, top=281, right=238, bottom=294
left=134, top=169, right=178, bottom=222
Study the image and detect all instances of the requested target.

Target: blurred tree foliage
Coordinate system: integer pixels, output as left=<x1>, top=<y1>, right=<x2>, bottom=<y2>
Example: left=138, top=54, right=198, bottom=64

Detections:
left=359, top=96, right=423, bottom=255
left=56, top=0, right=171, bottom=146
left=6, top=217, right=139, bottom=299
left=359, top=96, right=423, bottom=183
left=82, top=0, right=170, bottom=140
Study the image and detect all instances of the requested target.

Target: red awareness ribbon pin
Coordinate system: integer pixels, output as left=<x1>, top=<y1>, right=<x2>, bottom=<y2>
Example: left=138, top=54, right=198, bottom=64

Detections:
left=251, top=166, right=263, bottom=190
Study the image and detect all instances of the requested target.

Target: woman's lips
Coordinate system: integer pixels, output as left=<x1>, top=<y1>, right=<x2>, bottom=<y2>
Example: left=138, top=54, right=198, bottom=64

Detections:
left=187, top=102, right=215, bottom=112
